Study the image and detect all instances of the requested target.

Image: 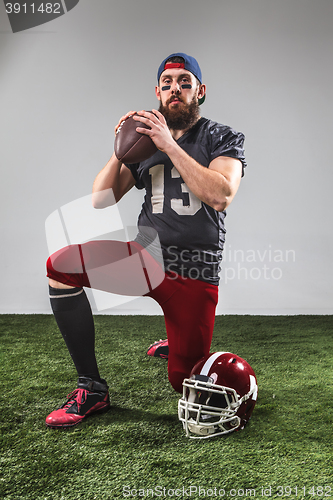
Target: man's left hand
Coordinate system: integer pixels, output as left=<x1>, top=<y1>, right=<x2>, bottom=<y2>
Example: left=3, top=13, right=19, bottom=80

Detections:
left=133, top=109, right=175, bottom=154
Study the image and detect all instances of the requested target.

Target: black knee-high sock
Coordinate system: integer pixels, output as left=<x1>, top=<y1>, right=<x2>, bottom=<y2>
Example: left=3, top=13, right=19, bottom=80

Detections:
left=49, top=286, right=101, bottom=380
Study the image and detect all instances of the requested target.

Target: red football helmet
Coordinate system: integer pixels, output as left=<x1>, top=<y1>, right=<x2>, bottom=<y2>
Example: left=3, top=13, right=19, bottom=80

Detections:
left=178, top=352, right=258, bottom=439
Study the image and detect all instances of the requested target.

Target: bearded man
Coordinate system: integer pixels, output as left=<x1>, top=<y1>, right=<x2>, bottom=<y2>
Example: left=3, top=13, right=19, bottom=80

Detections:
left=45, top=53, right=247, bottom=428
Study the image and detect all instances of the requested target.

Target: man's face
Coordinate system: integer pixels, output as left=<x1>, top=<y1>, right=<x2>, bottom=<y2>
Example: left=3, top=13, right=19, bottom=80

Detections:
left=155, top=68, right=204, bottom=130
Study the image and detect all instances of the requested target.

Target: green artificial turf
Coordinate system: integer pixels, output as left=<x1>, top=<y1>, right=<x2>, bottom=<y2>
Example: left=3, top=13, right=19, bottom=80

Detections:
left=0, top=314, right=332, bottom=499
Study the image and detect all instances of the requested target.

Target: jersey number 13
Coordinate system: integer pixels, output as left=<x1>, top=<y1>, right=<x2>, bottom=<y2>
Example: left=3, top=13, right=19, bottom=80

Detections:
left=149, top=164, right=202, bottom=216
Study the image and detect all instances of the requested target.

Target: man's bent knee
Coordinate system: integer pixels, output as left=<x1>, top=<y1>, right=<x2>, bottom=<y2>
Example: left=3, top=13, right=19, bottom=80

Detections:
left=46, top=252, right=84, bottom=289
left=168, top=371, right=186, bottom=394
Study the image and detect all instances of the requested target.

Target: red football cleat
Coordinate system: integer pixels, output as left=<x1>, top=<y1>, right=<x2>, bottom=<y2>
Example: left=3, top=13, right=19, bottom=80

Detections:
left=147, top=339, right=169, bottom=359
left=45, top=377, right=110, bottom=429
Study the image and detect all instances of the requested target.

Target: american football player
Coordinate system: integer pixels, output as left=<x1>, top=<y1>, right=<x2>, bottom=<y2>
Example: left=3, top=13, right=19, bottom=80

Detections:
left=45, top=53, right=246, bottom=429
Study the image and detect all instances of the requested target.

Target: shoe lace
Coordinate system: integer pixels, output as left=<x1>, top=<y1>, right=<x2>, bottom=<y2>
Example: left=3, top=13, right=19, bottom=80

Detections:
left=63, top=388, right=86, bottom=410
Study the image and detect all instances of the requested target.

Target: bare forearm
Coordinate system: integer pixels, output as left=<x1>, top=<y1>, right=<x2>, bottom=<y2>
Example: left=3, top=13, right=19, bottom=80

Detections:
left=166, top=144, right=231, bottom=211
left=92, top=153, right=135, bottom=208
left=92, top=154, right=122, bottom=207
left=93, top=153, right=121, bottom=192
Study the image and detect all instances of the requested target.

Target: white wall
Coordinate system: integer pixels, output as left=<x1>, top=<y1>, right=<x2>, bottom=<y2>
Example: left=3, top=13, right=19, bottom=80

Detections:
left=0, top=0, right=332, bottom=314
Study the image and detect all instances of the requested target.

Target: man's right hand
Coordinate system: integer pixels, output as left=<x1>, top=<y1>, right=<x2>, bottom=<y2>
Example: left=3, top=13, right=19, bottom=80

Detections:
left=114, top=111, right=136, bottom=136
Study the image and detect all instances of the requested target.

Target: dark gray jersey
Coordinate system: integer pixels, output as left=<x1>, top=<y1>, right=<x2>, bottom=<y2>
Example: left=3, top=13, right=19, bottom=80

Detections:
left=125, top=117, right=246, bottom=285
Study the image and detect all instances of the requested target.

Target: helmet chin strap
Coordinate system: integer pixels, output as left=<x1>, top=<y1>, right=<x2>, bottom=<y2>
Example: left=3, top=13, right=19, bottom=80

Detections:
left=186, top=415, right=241, bottom=439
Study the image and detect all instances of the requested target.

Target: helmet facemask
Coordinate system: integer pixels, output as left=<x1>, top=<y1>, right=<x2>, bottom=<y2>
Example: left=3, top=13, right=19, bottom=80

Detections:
left=178, top=374, right=254, bottom=439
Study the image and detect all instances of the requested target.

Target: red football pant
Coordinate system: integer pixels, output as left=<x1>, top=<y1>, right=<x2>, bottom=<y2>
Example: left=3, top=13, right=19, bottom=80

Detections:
left=47, top=240, right=218, bottom=393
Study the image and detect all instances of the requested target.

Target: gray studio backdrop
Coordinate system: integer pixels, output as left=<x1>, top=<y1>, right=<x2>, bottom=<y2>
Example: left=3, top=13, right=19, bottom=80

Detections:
left=1, top=0, right=332, bottom=314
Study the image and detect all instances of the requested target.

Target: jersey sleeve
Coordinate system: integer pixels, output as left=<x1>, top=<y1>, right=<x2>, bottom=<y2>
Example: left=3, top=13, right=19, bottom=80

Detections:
left=210, top=125, right=247, bottom=176
left=124, top=163, right=145, bottom=190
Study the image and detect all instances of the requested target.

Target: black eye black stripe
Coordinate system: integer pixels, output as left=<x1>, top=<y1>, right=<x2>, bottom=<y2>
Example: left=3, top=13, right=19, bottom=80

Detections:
left=161, top=84, right=192, bottom=91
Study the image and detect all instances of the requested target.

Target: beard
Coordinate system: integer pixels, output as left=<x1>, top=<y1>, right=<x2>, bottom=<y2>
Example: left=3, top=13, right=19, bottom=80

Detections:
left=158, top=94, right=200, bottom=131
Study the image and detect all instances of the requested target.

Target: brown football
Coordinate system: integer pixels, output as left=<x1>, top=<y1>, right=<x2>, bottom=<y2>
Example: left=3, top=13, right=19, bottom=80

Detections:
left=114, top=112, right=158, bottom=164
